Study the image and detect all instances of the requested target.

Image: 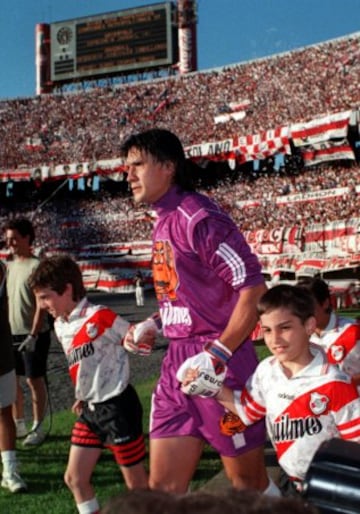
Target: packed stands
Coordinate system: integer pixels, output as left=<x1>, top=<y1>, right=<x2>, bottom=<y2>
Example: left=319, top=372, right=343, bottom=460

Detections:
left=0, top=32, right=359, bottom=298
left=0, top=32, right=359, bottom=170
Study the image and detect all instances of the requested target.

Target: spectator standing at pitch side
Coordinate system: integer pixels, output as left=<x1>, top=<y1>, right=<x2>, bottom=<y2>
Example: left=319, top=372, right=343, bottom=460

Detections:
left=120, top=128, right=279, bottom=495
left=181, top=285, right=360, bottom=495
left=0, top=260, right=27, bottom=493
left=4, top=218, right=51, bottom=446
left=29, top=254, right=155, bottom=514
left=134, top=271, right=145, bottom=307
left=296, top=277, right=360, bottom=390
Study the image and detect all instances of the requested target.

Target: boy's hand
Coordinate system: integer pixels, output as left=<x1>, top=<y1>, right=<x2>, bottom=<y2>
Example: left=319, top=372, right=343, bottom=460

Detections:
left=71, top=399, right=84, bottom=416
left=220, top=411, right=246, bottom=436
left=18, top=334, right=37, bottom=352
left=176, top=339, right=232, bottom=397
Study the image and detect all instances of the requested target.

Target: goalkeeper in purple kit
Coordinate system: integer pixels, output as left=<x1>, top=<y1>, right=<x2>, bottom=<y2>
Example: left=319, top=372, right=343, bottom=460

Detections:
left=121, top=128, right=279, bottom=496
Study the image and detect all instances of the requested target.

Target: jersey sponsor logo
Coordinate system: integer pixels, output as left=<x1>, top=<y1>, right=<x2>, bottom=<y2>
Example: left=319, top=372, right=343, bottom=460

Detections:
left=309, top=392, right=329, bottom=415
left=67, top=341, right=95, bottom=367
left=160, top=301, right=192, bottom=327
left=152, top=240, right=179, bottom=301
left=272, top=413, right=322, bottom=442
left=187, top=370, right=222, bottom=396
left=330, top=344, right=345, bottom=362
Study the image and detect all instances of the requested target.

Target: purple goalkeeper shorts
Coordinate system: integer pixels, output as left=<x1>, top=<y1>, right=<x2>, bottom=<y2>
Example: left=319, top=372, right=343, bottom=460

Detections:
left=150, top=338, right=266, bottom=457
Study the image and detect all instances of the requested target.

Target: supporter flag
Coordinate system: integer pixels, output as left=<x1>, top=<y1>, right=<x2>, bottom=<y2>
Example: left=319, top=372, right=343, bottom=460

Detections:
left=152, top=98, right=169, bottom=117
left=234, top=126, right=291, bottom=162
left=24, top=137, right=44, bottom=152
left=93, top=158, right=126, bottom=181
left=214, top=99, right=250, bottom=124
left=291, top=111, right=351, bottom=146
left=301, top=139, right=355, bottom=166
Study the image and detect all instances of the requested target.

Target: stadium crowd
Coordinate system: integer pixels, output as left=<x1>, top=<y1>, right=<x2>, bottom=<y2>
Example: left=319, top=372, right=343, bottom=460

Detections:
left=0, top=28, right=360, bottom=514
left=0, top=33, right=359, bottom=170
left=0, top=32, right=358, bottom=256
left=0, top=160, right=359, bottom=250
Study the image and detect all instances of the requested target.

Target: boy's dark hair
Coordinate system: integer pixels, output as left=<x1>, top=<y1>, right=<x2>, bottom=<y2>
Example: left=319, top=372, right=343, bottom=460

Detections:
left=296, top=277, right=331, bottom=306
left=4, top=217, right=35, bottom=245
left=120, top=128, right=196, bottom=191
left=29, top=254, right=86, bottom=302
left=258, top=284, right=315, bottom=323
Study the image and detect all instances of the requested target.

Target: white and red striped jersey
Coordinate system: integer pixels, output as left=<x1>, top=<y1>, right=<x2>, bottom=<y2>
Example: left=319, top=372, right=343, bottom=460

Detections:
left=234, top=345, right=360, bottom=481
left=55, top=298, right=130, bottom=405
left=309, top=312, right=360, bottom=384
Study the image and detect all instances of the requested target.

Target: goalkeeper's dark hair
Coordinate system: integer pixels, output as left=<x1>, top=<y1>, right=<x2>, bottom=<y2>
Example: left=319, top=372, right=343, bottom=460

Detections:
left=257, top=284, right=315, bottom=324
left=120, top=128, right=197, bottom=191
left=29, top=254, right=86, bottom=302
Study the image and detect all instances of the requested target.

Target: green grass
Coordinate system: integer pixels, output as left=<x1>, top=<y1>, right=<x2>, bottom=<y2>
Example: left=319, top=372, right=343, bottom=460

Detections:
left=0, top=375, right=222, bottom=514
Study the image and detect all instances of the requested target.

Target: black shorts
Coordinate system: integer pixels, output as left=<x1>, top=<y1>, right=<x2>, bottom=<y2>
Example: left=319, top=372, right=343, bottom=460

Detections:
left=13, top=331, right=51, bottom=378
left=72, top=384, right=146, bottom=467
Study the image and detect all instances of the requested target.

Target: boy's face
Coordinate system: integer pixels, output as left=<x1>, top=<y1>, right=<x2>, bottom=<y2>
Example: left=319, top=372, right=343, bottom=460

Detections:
left=260, top=307, right=316, bottom=367
left=125, top=147, right=174, bottom=204
left=5, top=229, right=31, bottom=257
left=34, top=284, right=74, bottom=319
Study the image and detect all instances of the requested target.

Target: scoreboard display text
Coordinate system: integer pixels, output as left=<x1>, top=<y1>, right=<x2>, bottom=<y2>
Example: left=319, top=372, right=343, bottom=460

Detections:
left=50, top=2, right=176, bottom=82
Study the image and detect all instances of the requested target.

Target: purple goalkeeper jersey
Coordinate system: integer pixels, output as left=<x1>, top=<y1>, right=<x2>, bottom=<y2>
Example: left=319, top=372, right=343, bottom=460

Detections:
left=152, top=185, right=264, bottom=343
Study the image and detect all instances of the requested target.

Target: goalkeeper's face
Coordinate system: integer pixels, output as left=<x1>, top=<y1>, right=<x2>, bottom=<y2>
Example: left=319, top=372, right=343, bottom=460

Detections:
left=34, top=284, right=76, bottom=321
left=125, top=147, right=174, bottom=204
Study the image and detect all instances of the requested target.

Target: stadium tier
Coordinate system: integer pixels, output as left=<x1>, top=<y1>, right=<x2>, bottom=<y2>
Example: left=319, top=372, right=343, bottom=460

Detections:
left=0, top=32, right=359, bottom=296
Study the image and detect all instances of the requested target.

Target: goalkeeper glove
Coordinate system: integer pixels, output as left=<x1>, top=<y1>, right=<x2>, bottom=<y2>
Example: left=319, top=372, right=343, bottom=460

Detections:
left=220, top=411, right=246, bottom=436
left=176, top=339, right=232, bottom=397
left=123, top=313, right=162, bottom=356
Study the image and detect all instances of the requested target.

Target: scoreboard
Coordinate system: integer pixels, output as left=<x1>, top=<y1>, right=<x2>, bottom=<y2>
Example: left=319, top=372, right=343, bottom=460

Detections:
left=49, top=2, right=177, bottom=83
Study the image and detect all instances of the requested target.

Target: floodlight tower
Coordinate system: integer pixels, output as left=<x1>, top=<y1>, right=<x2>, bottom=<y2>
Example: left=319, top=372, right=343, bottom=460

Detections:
left=177, top=0, right=198, bottom=74
left=35, top=23, right=52, bottom=94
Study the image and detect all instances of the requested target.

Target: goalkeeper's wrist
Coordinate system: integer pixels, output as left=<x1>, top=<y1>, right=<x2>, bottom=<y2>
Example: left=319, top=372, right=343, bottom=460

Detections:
left=204, top=339, right=232, bottom=364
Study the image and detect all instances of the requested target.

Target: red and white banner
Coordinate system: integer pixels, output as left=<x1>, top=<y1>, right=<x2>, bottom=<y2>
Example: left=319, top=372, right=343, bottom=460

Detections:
left=244, top=227, right=284, bottom=255
left=214, top=99, right=250, bottom=124
left=282, top=226, right=304, bottom=254
left=275, top=186, right=350, bottom=205
left=234, top=126, right=291, bottom=162
left=244, top=219, right=360, bottom=257
left=301, top=139, right=355, bottom=166
left=184, top=138, right=235, bottom=161
left=290, top=110, right=351, bottom=147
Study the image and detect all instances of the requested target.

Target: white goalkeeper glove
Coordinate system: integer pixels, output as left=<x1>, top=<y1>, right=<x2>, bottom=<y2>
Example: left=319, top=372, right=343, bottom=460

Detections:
left=176, top=339, right=232, bottom=397
left=123, top=313, right=162, bottom=356
left=18, top=334, right=37, bottom=353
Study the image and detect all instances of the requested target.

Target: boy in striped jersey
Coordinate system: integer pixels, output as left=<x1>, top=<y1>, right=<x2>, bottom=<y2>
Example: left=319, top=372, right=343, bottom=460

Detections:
left=181, top=284, right=360, bottom=493
left=29, top=254, right=155, bottom=514
left=296, top=277, right=360, bottom=390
